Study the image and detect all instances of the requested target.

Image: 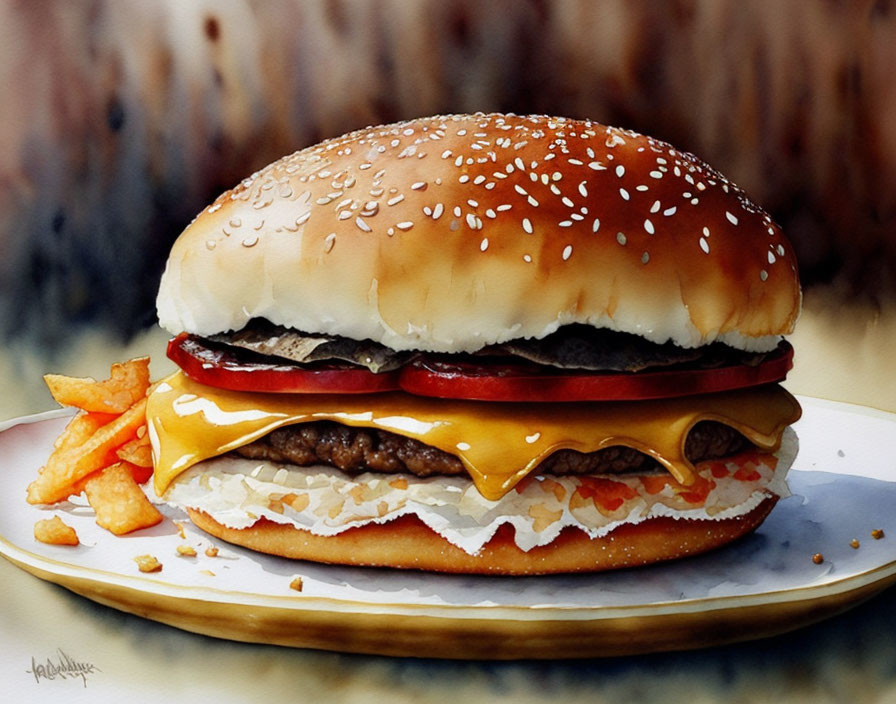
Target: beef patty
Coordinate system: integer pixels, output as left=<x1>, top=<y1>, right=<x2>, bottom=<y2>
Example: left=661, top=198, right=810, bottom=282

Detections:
left=233, top=420, right=750, bottom=478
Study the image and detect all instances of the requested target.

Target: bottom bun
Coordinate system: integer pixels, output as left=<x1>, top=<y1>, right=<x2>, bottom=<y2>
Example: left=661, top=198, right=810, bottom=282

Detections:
left=186, top=496, right=779, bottom=575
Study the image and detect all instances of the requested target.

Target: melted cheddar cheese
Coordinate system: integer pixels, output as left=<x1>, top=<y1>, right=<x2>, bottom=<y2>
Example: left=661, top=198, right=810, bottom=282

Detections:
left=147, top=371, right=801, bottom=501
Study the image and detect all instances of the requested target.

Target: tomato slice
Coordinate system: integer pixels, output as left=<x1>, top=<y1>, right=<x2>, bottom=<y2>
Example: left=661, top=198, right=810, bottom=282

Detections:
left=167, top=335, right=401, bottom=394
left=398, top=344, right=793, bottom=401
left=168, top=334, right=793, bottom=401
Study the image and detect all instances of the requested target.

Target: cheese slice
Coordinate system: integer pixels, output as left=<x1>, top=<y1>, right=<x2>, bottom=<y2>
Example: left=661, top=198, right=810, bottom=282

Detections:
left=147, top=371, right=801, bottom=501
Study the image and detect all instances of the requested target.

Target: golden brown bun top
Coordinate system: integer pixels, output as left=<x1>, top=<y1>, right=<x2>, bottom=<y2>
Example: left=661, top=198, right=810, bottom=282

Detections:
left=157, top=113, right=801, bottom=352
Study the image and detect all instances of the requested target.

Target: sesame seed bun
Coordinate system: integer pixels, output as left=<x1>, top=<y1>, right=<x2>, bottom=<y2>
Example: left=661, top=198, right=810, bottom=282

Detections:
left=156, top=113, right=800, bottom=353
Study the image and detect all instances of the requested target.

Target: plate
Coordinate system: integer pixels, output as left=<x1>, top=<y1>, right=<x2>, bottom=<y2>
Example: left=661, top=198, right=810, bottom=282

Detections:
left=1, top=397, right=894, bottom=659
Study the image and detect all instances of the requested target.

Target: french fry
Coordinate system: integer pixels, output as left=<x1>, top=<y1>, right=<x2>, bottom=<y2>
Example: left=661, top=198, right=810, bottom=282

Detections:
left=34, top=516, right=80, bottom=546
left=83, top=462, right=163, bottom=535
left=51, top=412, right=113, bottom=452
left=44, top=357, right=150, bottom=414
left=116, top=431, right=153, bottom=468
left=27, top=397, right=147, bottom=504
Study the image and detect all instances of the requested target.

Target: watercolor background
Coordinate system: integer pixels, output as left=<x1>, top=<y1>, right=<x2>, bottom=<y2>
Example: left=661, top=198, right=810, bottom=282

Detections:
left=0, top=2, right=894, bottom=702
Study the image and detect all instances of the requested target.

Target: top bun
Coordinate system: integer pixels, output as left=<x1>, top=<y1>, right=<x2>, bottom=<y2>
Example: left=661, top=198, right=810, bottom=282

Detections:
left=156, top=113, right=800, bottom=353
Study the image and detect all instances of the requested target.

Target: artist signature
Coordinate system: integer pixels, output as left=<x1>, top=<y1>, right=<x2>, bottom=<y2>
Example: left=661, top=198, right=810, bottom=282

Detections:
left=26, top=648, right=100, bottom=687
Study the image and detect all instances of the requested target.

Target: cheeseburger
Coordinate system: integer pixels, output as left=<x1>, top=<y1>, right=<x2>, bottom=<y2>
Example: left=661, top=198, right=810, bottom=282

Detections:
left=148, top=113, right=802, bottom=574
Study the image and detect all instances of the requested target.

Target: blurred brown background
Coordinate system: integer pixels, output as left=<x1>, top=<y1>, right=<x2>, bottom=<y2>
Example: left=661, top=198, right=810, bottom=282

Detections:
left=1, top=0, right=894, bottom=415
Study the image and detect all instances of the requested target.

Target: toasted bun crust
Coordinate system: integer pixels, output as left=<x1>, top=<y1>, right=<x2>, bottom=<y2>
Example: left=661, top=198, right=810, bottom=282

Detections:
left=157, top=113, right=800, bottom=353
left=186, top=497, right=779, bottom=575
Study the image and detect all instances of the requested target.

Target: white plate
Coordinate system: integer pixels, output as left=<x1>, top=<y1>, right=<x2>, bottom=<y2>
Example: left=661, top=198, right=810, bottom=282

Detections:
left=0, top=397, right=894, bottom=659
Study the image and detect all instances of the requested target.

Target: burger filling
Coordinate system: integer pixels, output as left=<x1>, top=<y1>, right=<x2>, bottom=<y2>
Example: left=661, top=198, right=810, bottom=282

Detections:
left=233, top=420, right=750, bottom=479
left=164, top=428, right=797, bottom=555
left=207, top=318, right=778, bottom=373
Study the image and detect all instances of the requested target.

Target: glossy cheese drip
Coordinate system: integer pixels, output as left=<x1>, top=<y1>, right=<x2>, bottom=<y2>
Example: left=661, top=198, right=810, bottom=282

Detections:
left=147, top=371, right=801, bottom=501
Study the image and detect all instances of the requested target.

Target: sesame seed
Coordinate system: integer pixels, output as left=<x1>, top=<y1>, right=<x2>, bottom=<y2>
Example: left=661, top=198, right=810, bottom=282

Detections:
left=523, top=254, right=533, bottom=263
left=699, top=237, right=710, bottom=254
left=432, top=203, right=444, bottom=219
left=514, top=184, right=528, bottom=196
left=453, top=206, right=462, bottom=217
left=242, top=236, right=258, bottom=247
left=588, top=161, right=606, bottom=171
left=561, top=196, right=575, bottom=208
left=441, top=149, right=453, bottom=159
left=395, top=221, right=414, bottom=230
left=296, top=211, right=311, bottom=225
left=466, top=213, right=479, bottom=229
left=649, top=170, right=663, bottom=179
left=387, top=195, right=405, bottom=206
left=338, top=210, right=352, bottom=221
left=568, top=158, right=584, bottom=166
left=644, top=219, right=655, bottom=235
left=650, top=200, right=661, bottom=213
left=355, top=217, right=372, bottom=232
left=578, top=181, right=588, bottom=198
left=616, top=232, right=627, bottom=246
left=514, top=157, right=526, bottom=171
left=592, top=218, right=601, bottom=233
left=777, top=244, right=785, bottom=256
left=703, top=226, right=710, bottom=237
left=726, top=211, right=739, bottom=225
left=480, top=237, right=489, bottom=251
left=559, top=220, right=573, bottom=227
left=768, top=251, right=776, bottom=264
left=663, top=207, right=677, bottom=217
left=530, top=172, right=539, bottom=183
left=468, top=199, right=479, bottom=208
left=641, top=251, right=650, bottom=264
left=615, top=165, right=625, bottom=178
left=527, top=195, right=539, bottom=207
left=458, top=174, right=470, bottom=184
left=473, top=175, right=486, bottom=185
left=324, top=233, right=336, bottom=252
left=485, top=208, right=497, bottom=219
left=619, top=188, right=630, bottom=201
left=562, top=245, right=573, bottom=260
left=522, top=217, right=533, bottom=234
left=411, top=181, right=427, bottom=191
left=497, top=204, right=512, bottom=212
left=760, top=269, right=769, bottom=281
